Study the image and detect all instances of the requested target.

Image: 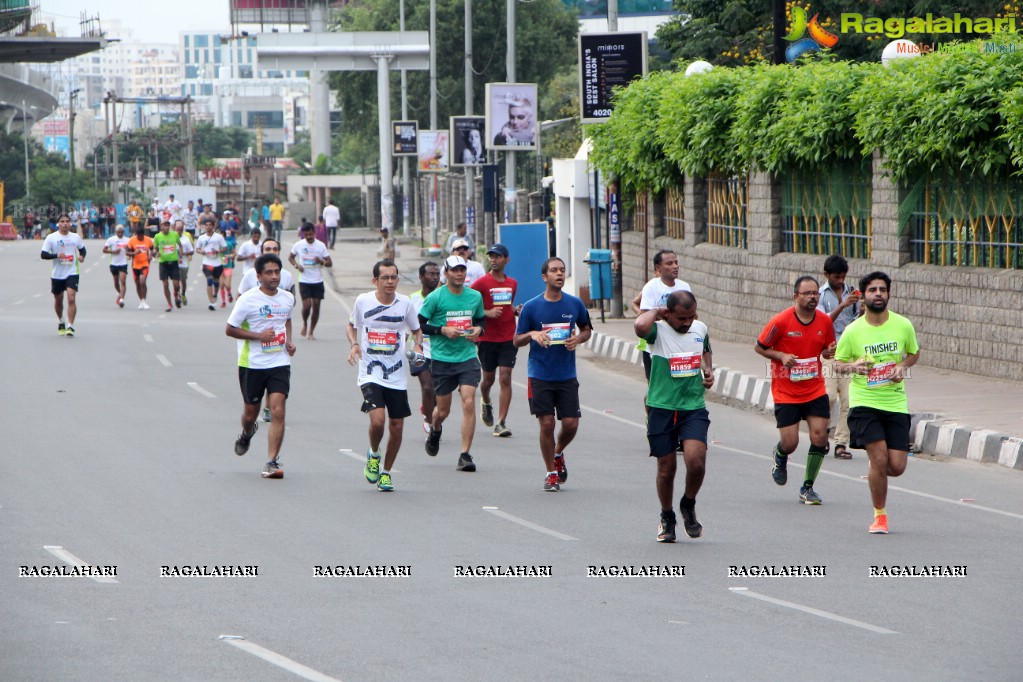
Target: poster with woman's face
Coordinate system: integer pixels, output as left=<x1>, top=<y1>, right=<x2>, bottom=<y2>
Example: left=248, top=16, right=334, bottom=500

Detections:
left=417, top=130, right=449, bottom=172
left=450, top=116, right=487, bottom=166
left=486, top=83, right=538, bottom=151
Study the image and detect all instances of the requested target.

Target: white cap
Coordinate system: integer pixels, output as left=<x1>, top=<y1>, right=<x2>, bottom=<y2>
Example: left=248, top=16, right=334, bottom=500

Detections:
left=444, top=255, right=467, bottom=270
left=450, top=238, right=470, bottom=250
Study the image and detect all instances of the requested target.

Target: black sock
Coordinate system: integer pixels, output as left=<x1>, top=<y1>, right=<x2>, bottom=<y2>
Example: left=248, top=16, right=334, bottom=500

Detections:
left=680, top=495, right=695, bottom=509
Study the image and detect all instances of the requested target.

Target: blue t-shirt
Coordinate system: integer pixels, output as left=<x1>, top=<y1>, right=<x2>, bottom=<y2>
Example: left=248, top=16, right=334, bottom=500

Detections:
left=515, top=293, right=592, bottom=381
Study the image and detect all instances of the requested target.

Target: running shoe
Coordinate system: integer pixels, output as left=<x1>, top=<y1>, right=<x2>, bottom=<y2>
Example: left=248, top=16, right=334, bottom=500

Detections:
left=425, top=428, right=441, bottom=457
left=869, top=514, right=889, bottom=534
left=657, top=512, right=677, bottom=543
left=142, top=300, right=150, bottom=310
left=234, top=423, right=258, bottom=456
left=261, top=459, right=283, bottom=479
left=165, top=306, right=173, bottom=313
left=118, top=297, right=124, bottom=308
left=64, top=326, right=75, bottom=338
left=493, top=422, right=512, bottom=438
left=456, top=452, right=476, bottom=472
left=262, top=407, right=271, bottom=423
left=208, top=303, right=216, bottom=311
left=181, top=292, right=188, bottom=306
left=422, top=420, right=431, bottom=434
left=543, top=472, right=560, bottom=492
left=57, top=322, right=66, bottom=336
left=679, top=500, right=702, bottom=538
left=138, top=302, right=146, bottom=310
left=175, top=296, right=182, bottom=308
left=228, top=293, right=234, bottom=302
left=554, top=454, right=568, bottom=483
left=799, top=485, right=822, bottom=505
left=772, top=452, right=788, bottom=486
left=364, top=452, right=381, bottom=484
left=480, top=400, right=494, bottom=427
left=220, top=300, right=226, bottom=308
left=377, top=472, right=394, bottom=492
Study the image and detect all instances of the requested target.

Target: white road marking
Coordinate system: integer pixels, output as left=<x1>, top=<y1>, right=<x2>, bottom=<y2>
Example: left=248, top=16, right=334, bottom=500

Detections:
left=33, top=293, right=41, bottom=298
left=156, top=354, right=172, bottom=367
left=42, top=546, right=118, bottom=584
left=482, top=506, right=578, bottom=541
left=729, top=587, right=898, bottom=634
left=338, top=449, right=401, bottom=474
left=220, top=636, right=343, bottom=682
left=187, top=382, right=216, bottom=398
left=14, top=300, right=24, bottom=305
left=143, top=334, right=154, bottom=343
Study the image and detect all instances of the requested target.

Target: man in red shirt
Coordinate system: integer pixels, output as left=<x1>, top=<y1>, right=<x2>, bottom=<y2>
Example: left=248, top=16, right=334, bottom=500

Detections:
left=755, top=276, right=837, bottom=505
left=471, top=244, right=519, bottom=437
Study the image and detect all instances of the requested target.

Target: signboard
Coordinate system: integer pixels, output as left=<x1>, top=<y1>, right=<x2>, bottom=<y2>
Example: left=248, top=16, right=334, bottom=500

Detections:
left=393, top=120, right=418, bottom=156
left=44, top=135, right=70, bottom=159
left=417, top=130, right=449, bottom=172
left=579, top=32, right=648, bottom=123
left=450, top=116, right=486, bottom=166
left=609, top=189, right=621, bottom=244
left=486, top=83, right=538, bottom=151
left=497, top=222, right=550, bottom=304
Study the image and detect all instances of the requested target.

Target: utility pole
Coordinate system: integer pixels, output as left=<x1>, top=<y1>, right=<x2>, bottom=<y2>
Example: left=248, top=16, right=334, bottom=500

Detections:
left=429, top=0, right=438, bottom=245
left=22, top=100, right=30, bottom=199
left=505, top=0, right=515, bottom=220
left=400, top=0, right=412, bottom=236
left=68, top=88, right=80, bottom=176
left=465, top=0, right=475, bottom=243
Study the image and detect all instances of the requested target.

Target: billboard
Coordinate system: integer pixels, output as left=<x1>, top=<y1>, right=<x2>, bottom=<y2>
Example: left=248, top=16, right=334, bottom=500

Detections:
left=393, top=120, right=418, bottom=156
left=579, top=32, right=648, bottom=123
left=449, top=116, right=487, bottom=166
left=486, top=83, right=538, bottom=151
left=417, top=130, right=449, bottom=172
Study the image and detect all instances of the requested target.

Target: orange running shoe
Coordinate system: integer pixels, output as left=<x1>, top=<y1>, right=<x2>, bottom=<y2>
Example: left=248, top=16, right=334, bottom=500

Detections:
left=869, top=514, right=889, bottom=534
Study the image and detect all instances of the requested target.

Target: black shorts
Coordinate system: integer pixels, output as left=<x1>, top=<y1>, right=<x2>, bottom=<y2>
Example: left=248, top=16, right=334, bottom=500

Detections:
left=527, top=378, right=581, bottom=419
left=159, top=262, right=180, bottom=281
left=432, top=358, right=482, bottom=396
left=647, top=406, right=711, bottom=457
left=360, top=383, right=412, bottom=418
left=299, top=282, right=325, bottom=300
left=238, top=365, right=291, bottom=405
left=774, top=394, right=831, bottom=428
left=477, top=340, right=518, bottom=372
left=848, top=406, right=911, bottom=452
left=410, top=357, right=433, bottom=377
left=203, top=265, right=224, bottom=281
left=133, top=266, right=149, bottom=280
left=109, top=265, right=128, bottom=275
left=51, top=276, right=79, bottom=296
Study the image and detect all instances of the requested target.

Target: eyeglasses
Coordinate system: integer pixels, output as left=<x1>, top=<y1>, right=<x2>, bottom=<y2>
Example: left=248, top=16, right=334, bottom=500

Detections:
left=798, top=291, right=820, bottom=297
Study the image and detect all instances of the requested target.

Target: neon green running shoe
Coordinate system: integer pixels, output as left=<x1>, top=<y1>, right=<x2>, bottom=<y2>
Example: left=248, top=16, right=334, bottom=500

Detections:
left=377, top=472, right=394, bottom=492
left=364, top=452, right=381, bottom=484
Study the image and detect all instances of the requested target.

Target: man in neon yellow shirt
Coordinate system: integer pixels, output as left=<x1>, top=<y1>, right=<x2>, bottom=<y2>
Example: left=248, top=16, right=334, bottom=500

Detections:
left=269, top=198, right=285, bottom=241
left=152, top=220, right=182, bottom=312
left=834, top=271, right=919, bottom=535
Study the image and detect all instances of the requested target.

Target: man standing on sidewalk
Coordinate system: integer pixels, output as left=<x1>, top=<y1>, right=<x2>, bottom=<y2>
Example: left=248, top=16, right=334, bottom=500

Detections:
left=288, top=222, right=332, bottom=339
left=269, top=197, right=285, bottom=241
left=40, top=213, right=86, bottom=336
left=631, top=250, right=691, bottom=381
left=418, top=255, right=486, bottom=472
left=513, top=257, right=593, bottom=491
left=834, top=271, right=919, bottom=534
left=409, top=261, right=441, bottom=434
left=322, top=197, right=340, bottom=249
left=347, top=260, right=424, bottom=492
left=819, top=254, right=860, bottom=460
left=472, top=243, right=519, bottom=438
left=755, top=276, right=836, bottom=505
left=634, top=290, right=713, bottom=542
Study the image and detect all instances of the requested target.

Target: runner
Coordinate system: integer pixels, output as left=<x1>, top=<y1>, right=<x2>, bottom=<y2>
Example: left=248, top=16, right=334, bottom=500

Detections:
left=443, top=239, right=486, bottom=287
left=152, top=220, right=182, bottom=312
left=40, top=213, right=86, bottom=336
left=288, top=222, right=332, bottom=339
left=472, top=243, right=519, bottom=438
left=834, top=271, right=919, bottom=534
left=347, top=260, right=424, bottom=492
left=182, top=200, right=198, bottom=238
left=631, top=250, right=691, bottom=381
left=634, top=290, right=714, bottom=541
left=226, top=253, right=297, bottom=479
left=177, top=220, right=194, bottom=306
left=236, top=228, right=262, bottom=278
left=126, top=226, right=155, bottom=309
left=409, top=261, right=441, bottom=434
left=755, top=276, right=837, bottom=505
left=513, top=257, right=593, bottom=491
left=219, top=227, right=238, bottom=307
left=102, top=224, right=130, bottom=308
left=195, top=219, right=227, bottom=311
left=418, top=255, right=486, bottom=471
left=126, top=199, right=144, bottom=233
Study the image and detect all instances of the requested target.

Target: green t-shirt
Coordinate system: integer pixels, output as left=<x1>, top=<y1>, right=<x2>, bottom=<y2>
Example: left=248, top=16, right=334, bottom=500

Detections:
left=153, top=231, right=181, bottom=263
left=835, top=311, right=919, bottom=414
left=419, top=285, right=485, bottom=363
left=644, top=320, right=711, bottom=411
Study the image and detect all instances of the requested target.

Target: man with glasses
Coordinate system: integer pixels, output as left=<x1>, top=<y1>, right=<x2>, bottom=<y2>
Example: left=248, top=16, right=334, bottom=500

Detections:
left=754, top=276, right=837, bottom=505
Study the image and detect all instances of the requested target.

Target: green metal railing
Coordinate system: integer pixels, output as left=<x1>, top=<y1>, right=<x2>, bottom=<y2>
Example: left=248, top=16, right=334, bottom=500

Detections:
left=781, top=162, right=872, bottom=258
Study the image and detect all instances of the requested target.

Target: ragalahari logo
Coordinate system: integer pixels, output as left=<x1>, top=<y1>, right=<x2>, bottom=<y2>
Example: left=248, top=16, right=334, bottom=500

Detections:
left=784, top=6, right=839, bottom=62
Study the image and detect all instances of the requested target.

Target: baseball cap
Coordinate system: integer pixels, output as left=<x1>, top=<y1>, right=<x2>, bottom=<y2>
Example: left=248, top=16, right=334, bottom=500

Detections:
left=451, top=238, right=470, bottom=250
left=486, top=243, right=509, bottom=258
left=444, top=255, right=467, bottom=270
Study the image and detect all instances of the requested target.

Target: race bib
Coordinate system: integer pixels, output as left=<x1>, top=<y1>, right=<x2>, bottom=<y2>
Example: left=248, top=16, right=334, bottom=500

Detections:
left=367, top=329, right=399, bottom=354
left=669, top=352, right=701, bottom=378
left=542, top=322, right=571, bottom=344
left=162, top=245, right=176, bottom=254
left=135, top=246, right=147, bottom=254
left=448, top=315, right=472, bottom=334
left=867, top=361, right=897, bottom=388
left=491, top=287, right=513, bottom=306
left=261, top=328, right=286, bottom=353
left=790, top=357, right=819, bottom=382
left=57, top=252, right=75, bottom=264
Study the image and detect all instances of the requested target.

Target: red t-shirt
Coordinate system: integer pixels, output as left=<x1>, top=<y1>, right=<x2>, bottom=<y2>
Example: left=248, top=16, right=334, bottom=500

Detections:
left=472, top=273, right=518, bottom=343
left=757, top=308, right=836, bottom=404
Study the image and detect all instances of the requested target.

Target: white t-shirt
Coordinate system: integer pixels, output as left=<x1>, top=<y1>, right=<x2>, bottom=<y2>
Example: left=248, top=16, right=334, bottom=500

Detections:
left=105, top=235, right=130, bottom=267
left=349, top=292, right=420, bottom=390
left=440, top=260, right=486, bottom=288
left=227, top=287, right=295, bottom=369
left=236, top=240, right=262, bottom=274
left=322, top=204, right=340, bottom=228
left=409, top=289, right=432, bottom=358
left=178, top=234, right=194, bottom=267
left=195, top=232, right=228, bottom=267
left=238, top=267, right=294, bottom=295
left=182, top=208, right=198, bottom=231
left=162, top=199, right=182, bottom=223
left=42, top=232, right=84, bottom=279
left=640, top=277, right=692, bottom=311
left=290, top=239, right=330, bottom=284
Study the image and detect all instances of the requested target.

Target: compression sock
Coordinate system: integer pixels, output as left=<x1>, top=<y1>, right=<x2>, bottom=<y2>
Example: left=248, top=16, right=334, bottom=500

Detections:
left=804, top=443, right=827, bottom=486
left=874, top=507, right=886, bottom=518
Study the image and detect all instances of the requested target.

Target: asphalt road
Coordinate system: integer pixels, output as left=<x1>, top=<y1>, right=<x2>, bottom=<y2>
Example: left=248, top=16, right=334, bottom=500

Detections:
left=2, top=237, right=1021, bottom=681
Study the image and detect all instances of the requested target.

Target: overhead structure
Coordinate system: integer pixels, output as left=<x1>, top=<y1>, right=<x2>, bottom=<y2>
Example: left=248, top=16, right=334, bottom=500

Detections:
left=101, top=94, right=196, bottom=193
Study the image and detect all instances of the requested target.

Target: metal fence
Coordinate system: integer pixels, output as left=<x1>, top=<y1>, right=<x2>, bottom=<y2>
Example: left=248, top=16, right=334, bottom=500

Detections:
left=706, top=175, right=748, bottom=248
left=781, top=163, right=872, bottom=258
left=664, top=186, right=684, bottom=239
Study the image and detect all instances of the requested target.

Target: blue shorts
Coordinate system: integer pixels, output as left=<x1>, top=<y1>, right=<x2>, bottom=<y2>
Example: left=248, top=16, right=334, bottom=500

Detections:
left=647, top=407, right=710, bottom=457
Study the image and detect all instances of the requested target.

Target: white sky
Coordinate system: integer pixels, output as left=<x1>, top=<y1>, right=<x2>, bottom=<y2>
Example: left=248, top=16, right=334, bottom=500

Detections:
left=41, top=1, right=230, bottom=39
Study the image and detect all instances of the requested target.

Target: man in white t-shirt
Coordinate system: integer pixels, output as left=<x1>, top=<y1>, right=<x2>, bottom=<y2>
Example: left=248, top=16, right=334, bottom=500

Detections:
left=225, top=253, right=296, bottom=479
left=288, top=222, right=332, bottom=339
left=41, top=213, right=87, bottom=336
left=103, top=223, right=130, bottom=308
left=176, top=220, right=194, bottom=305
left=162, top=194, right=182, bottom=223
left=347, top=259, right=424, bottom=492
left=322, top=198, right=340, bottom=249
left=441, top=239, right=486, bottom=287
left=182, top=200, right=198, bottom=237
left=195, top=218, right=228, bottom=311
left=630, top=249, right=692, bottom=381
left=235, top=228, right=262, bottom=277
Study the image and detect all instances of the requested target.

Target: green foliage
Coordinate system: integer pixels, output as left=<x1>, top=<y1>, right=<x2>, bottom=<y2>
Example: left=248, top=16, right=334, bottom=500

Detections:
left=539, top=66, right=584, bottom=160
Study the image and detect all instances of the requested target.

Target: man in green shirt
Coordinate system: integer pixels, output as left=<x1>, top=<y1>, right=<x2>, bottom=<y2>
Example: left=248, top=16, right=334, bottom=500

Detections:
left=834, top=271, right=920, bottom=535
left=152, top=220, right=182, bottom=312
left=634, top=291, right=714, bottom=543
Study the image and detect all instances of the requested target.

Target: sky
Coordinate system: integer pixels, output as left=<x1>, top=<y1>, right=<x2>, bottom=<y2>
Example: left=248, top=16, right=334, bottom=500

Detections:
left=42, top=1, right=231, bottom=40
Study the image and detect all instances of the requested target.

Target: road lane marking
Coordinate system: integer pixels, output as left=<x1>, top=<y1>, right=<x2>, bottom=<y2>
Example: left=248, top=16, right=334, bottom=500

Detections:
left=143, top=334, right=154, bottom=343
left=14, top=300, right=24, bottom=305
left=156, top=354, right=172, bottom=367
left=42, top=546, right=118, bottom=584
left=338, top=449, right=401, bottom=474
left=188, top=382, right=216, bottom=398
left=220, top=636, right=343, bottom=682
left=33, top=293, right=41, bottom=298
left=482, top=506, right=578, bottom=541
left=729, top=587, right=898, bottom=634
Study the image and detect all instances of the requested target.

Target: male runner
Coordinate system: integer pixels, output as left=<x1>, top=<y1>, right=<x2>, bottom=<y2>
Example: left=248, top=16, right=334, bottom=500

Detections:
left=219, top=227, right=237, bottom=307
left=513, top=257, right=593, bottom=491
left=152, top=220, right=182, bottom=312
left=347, top=260, right=424, bottom=492
left=195, top=219, right=227, bottom=311
left=819, top=254, right=861, bottom=459
left=288, top=223, right=332, bottom=339
left=126, top=199, right=144, bottom=233
left=177, top=220, right=194, bottom=305
left=103, top=224, right=130, bottom=308
left=40, top=213, right=86, bottom=336
left=126, top=226, right=155, bottom=309
left=236, top=228, right=262, bottom=278
left=634, top=290, right=714, bottom=541
left=226, top=254, right=296, bottom=479
left=409, top=261, right=441, bottom=434
left=834, top=271, right=919, bottom=534
left=443, top=239, right=486, bottom=287
left=418, top=255, right=486, bottom=471
left=472, top=243, right=519, bottom=437
left=631, top=250, right=691, bottom=380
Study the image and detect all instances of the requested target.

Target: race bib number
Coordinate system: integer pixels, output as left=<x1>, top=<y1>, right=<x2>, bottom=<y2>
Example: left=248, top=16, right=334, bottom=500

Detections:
left=162, top=245, right=176, bottom=255
left=448, top=315, right=472, bottom=334
left=135, top=246, right=147, bottom=254
left=542, top=322, right=571, bottom=344
left=302, top=256, right=317, bottom=267
left=669, top=352, right=701, bottom=378
left=367, top=329, right=399, bottom=354
left=867, top=361, right=897, bottom=388
left=491, top=287, right=513, bottom=306
left=261, top=328, right=286, bottom=353
left=789, top=357, right=819, bottom=382
left=57, top=252, right=75, bottom=264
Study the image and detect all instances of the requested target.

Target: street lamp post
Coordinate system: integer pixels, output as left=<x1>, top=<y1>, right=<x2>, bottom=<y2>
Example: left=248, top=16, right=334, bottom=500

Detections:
left=22, top=100, right=30, bottom=199
left=68, top=88, right=81, bottom=176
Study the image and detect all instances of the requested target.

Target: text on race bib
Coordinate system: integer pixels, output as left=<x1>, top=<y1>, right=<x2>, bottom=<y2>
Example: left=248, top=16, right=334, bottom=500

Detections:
left=162, top=245, right=176, bottom=254
left=542, top=322, right=571, bottom=344
left=491, top=287, right=513, bottom=305
left=669, top=352, right=702, bottom=378
left=57, top=253, right=75, bottom=264
left=367, top=329, right=399, bottom=354
left=789, top=357, right=819, bottom=382
left=261, top=328, right=287, bottom=353
left=867, top=361, right=897, bottom=388
left=447, top=315, right=472, bottom=333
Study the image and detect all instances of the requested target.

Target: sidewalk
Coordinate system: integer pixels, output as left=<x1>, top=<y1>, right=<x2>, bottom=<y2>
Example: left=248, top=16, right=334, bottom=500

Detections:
left=326, top=228, right=1023, bottom=470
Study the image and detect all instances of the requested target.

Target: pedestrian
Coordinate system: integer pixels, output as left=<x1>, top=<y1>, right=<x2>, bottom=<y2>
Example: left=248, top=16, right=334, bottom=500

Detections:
left=40, top=213, right=86, bottom=336
left=127, top=199, right=144, bottom=233
left=153, top=220, right=182, bottom=312
left=444, top=222, right=475, bottom=255
left=269, top=197, right=285, bottom=241
left=630, top=250, right=691, bottom=381
left=46, top=202, right=59, bottom=231
left=102, top=223, right=130, bottom=307
left=220, top=227, right=237, bottom=306
left=322, top=197, right=340, bottom=249
left=126, top=225, right=155, bottom=309
left=819, top=254, right=861, bottom=460
left=195, top=218, right=227, bottom=311
left=23, top=208, right=35, bottom=239
left=409, top=261, right=441, bottom=434
left=177, top=220, right=194, bottom=306
left=288, top=223, right=332, bottom=339
left=443, top=239, right=485, bottom=287
left=236, top=228, right=262, bottom=278
left=472, top=243, right=519, bottom=437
